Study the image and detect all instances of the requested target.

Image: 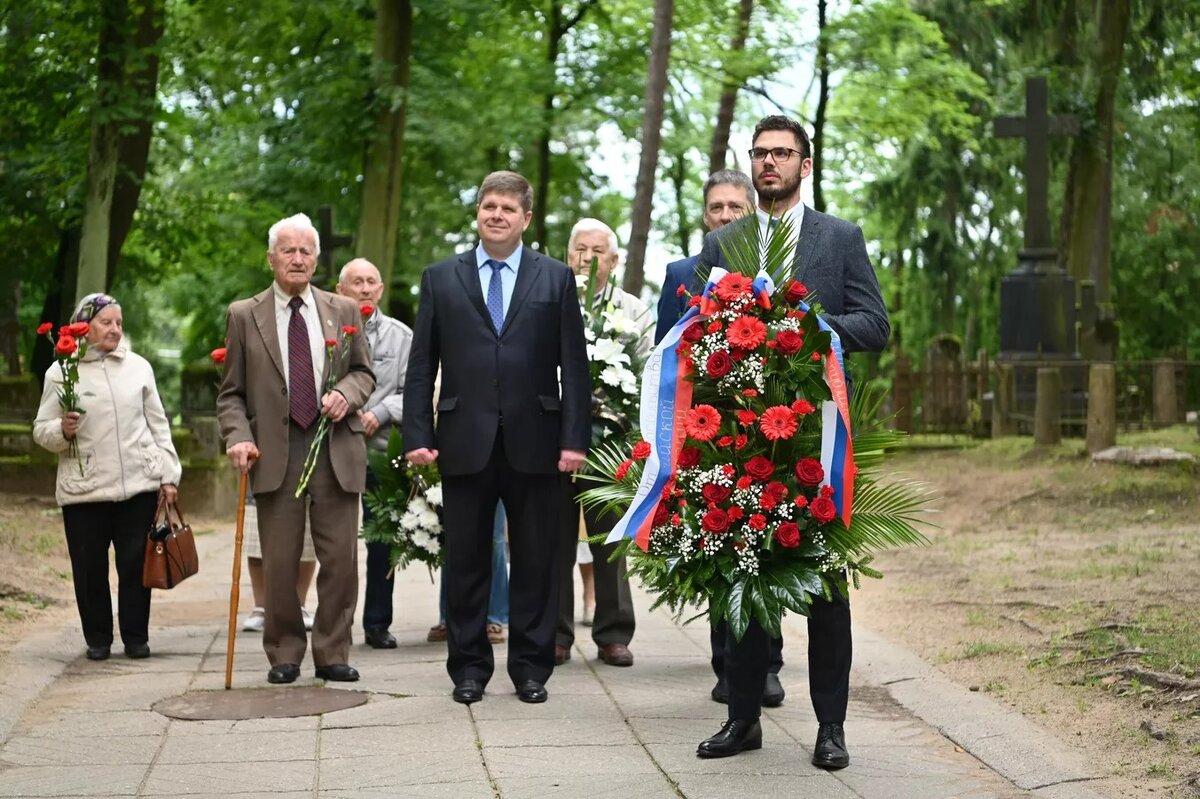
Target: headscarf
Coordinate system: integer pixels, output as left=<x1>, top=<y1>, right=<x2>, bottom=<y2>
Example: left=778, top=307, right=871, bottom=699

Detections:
left=71, top=293, right=120, bottom=323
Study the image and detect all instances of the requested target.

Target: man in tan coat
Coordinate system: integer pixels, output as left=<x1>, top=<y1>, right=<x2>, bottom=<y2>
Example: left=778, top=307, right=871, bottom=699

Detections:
left=218, top=213, right=375, bottom=684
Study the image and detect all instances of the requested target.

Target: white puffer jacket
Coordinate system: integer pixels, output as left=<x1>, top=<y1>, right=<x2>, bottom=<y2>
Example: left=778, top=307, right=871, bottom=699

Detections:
left=33, top=337, right=183, bottom=507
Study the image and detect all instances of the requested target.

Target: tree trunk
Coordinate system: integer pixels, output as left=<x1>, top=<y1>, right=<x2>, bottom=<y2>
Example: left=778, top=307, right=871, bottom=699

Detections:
left=812, top=0, right=829, bottom=212
left=533, top=5, right=559, bottom=252
left=355, top=0, right=413, bottom=307
left=708, top=0, right=753, bottom=173
left=668, top=153, right=691, bottom=257
left=1060, top=0, right=1130, bottom=303
left=32, top=228, right=81, bottom=379
left=622, top=0, right=674, bottom=297
left=0, top=277, right=20, bottom=376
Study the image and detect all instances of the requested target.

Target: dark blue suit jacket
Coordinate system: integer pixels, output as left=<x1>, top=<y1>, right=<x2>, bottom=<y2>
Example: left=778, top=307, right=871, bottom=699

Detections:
left=655, top=255, right=700, bottom=344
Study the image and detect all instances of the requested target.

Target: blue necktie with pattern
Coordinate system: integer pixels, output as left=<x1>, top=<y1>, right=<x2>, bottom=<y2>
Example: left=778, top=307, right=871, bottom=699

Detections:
left=485, top=259, right=505, bottom=334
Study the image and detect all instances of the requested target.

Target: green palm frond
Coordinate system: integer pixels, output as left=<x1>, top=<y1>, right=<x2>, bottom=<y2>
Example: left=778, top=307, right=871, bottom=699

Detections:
left=825, top=477, right=937, bottom=553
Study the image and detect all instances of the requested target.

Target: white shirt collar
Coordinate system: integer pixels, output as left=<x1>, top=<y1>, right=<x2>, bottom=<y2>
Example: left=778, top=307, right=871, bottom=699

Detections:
left=272, top=281, right=316, bottom=310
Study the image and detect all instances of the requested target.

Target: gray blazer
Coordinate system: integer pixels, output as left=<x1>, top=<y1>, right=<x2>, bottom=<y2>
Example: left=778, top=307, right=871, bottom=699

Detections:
left=698, top=207, right=890, bottom=355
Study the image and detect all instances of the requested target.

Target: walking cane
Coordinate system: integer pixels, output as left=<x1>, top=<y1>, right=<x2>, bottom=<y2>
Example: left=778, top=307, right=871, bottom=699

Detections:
left=225, top=451, right=258, bottom=689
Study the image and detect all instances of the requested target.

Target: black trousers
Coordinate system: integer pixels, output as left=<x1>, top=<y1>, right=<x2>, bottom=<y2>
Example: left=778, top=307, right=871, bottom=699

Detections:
left=557, top=475, right=635, bottom=649
left=441, top=433, right=560, bottom=688
left=724, top=589, right=852, bottom=722
left=360, top=468, right=393, bottom=631
left=61, top=491, right=158, bottom=649
left=711, top=620, right=783, bottom=679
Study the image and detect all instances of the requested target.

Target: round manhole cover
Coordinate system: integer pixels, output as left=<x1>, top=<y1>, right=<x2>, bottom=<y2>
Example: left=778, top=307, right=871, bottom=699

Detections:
left=153, top=687, right=369, bottom=720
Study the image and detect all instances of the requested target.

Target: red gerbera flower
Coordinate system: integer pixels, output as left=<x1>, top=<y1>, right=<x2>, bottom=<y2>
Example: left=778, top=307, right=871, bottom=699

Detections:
left=684, top=405, right=722, bottom=441
left=726, top=316, right=767, bottom=349
left=759, top=405, right=799, bottom=441
left=714, top=272, right=753, bottom=301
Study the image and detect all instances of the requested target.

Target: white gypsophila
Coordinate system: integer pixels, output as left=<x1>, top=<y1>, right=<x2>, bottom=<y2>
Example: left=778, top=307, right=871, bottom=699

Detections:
left=591, top=336, right=631, bottom=367
left=424, top=484, right=443, bottom=507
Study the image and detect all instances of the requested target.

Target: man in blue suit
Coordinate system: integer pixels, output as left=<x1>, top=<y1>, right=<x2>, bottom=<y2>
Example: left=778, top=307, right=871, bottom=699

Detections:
left=654, top=170, right=756, bottom=343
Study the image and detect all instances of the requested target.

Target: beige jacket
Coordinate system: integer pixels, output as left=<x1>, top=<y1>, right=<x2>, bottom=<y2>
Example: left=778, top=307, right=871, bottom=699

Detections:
left=33, top=337, right=183, bottom=506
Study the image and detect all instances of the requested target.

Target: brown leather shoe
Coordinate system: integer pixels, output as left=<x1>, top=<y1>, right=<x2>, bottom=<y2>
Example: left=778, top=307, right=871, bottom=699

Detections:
left=486, top=624, right=506, bottom=644
left=597, top=643, right=634, bottom=667
left=554, top=644, right=571, bottom=665
left=426, top=623, right=447, bottom=643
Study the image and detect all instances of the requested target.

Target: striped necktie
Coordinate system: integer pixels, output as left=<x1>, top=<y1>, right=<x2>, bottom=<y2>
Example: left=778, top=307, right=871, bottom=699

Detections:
left=287, top=296, right=320, bottom=429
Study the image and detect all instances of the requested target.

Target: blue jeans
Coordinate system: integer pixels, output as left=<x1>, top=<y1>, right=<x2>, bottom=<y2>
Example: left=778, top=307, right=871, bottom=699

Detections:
left=440, top=501, right=509, bottom=626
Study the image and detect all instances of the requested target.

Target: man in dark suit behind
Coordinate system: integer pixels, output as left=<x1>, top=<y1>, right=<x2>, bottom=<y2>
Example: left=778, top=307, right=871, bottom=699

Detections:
left=692, top=116, right=889, bottom=768
left=403, top=171, right=591, bottom=706
left=218, top=213, right=375, bottom=686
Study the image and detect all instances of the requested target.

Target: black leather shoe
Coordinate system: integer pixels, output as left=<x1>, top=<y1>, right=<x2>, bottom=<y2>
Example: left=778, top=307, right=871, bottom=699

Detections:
left=812, top=722, right=850, bottom=769
left=315, top=664, right=360, bottom=682
left=515, top=679, right=548, bottom=703
left=710, top=678, right=729, bottom=704
left=267, top=663, right=300, bottom=684
left=763, top=672, right=785, bottom=707
left=453, top=679, right=484, bottom=704
left=123, top=643, right=150, bottom=659
left=86, top=646, right=110, bottom=661
left=364, top=628, right=397, bottom=649
left=696, top=718, right=762, bottom=758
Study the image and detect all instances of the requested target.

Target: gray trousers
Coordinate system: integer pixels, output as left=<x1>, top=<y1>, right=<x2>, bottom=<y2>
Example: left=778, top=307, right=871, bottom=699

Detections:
left=255, top=421, right=360, bottom=667
left=556, top=475, right=635, bottom=649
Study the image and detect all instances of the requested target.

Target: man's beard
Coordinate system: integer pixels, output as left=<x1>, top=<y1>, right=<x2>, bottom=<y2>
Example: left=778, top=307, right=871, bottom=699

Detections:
left=754, top=170, right=801, bottom=203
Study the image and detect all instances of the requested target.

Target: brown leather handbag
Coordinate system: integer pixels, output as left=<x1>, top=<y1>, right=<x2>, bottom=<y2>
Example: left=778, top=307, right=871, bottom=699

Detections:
left=142, top=498, right=199, bottom=589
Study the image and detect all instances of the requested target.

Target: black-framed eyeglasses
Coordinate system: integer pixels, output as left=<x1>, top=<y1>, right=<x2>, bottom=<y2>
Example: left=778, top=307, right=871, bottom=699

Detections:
left=748, top=146, right=805, bottom=163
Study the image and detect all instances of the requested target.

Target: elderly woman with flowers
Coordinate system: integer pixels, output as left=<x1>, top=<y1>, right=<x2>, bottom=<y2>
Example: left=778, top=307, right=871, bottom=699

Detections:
left=33, top=293, right=182, bottom=662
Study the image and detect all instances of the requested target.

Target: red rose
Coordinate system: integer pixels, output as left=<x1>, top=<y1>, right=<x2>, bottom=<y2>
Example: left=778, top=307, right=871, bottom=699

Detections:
left=359, top=304, right=375, bottom=317
left=36, top=322, right=53, bottom=335
left=736, top=409, right=757, bottom=426
left=726, top=316, right=767, bottom=349
left=766, top=481, right=789, bottom=500
left=706, top=350, right=732, bottom=378
left=716, top=435, right=734, bottom=447
left=727, top=506, right=744, bottom=521
left=703, top=483, right=731, bottom=505
left=653, top=502, right=670, bottom=527
left=744, top=456, right=775, bottom=482
left=54, top=336, right=77, bottom=356
left=671, top=513, right=681, bottom=525
left=784, top=280, right=808, bottom=303
left=810, top=495, right=837, bottom=524
left=701, top=507, right=730, bottom=534
left=774, top=330, right=803, bottom=355
left=678, top=447, right=701, bottom=469
left=759, top=406, right=799, bottom=441
left=632, top=441, right=652, bottom=460
left=342, top=325, right=358, bottom=336
left=210, top=347, right=227, bottom=364
left=684, top=405, right=722, bottom=442
left=67, top=322, right=91, bottom=338
left=791, top=399, right=816, bottom=415
left=795, top=457, right=824, bottom=485
left=675, top=283, right=687, bottom=297
left=736, top=476, right=752, bottom=490
left=615, top=459, right=633, bottom=481
left=759, top=492, right=778, bottom=511
left=682, top=322, right=703, bottom=342
left=773, top=522, right=801, bottom=548
left=748, top=514, right=766, bottom=531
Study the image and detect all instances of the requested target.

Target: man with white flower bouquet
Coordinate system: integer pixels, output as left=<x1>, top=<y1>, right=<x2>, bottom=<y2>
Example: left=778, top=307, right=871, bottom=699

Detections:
left=580, top=116, right=931, bottom=767
left=559, top=218, right=652, bottom=668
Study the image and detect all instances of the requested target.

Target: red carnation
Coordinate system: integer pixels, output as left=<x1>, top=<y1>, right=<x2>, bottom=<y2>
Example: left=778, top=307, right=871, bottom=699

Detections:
left=714, top=273, right=753, bottom=301
left=727, top=506, right=744, bottom=521
left=325, top=338, right=337, bottom=347
left=744, top=456, right=775, bottom=482
left=820, top=484, right=835, bottom=498
left=742, top=389, right=758, bottom=397
left=58, top=325, right=71, bottom=337
left=759, top=492, right=778, bottom=511
left=721, top=464, right=736, bottom=478
left=795, top=457, right=824, bottom=485
left=773, top=522, right=801, bottom=548
left=675, top=283, right=687, bottom=297
left=766, top=481, right=789, bottom=500
left=67, top=322, right=91, bottom=338
left=725, top=316, right=767, bottom=349
left=735, top=435, right=748, bottom=449
left=811, top=351, right=822, bottom=361
left=759, top=406, right=799, bottom=441
left=342, top=325, right=358, bottom=336
left=631, top=441, right=652, bottom=460
left=688, top=295, right=703, bottom=308
left=716, top=435, right=734, bottom=447
left=784, top=280, right=808, bottom=303
left=702, top=483, right=732, bottom=505
left=748, top=514, right=767, bottom=531
left=653, top=502, right=671, bottom=527
left=615, top=459, right=633, bottom=481
left=36, top=322, right=53, bottom=335
left=701, top=507, right=731, bottom=534
left=810, top=495, right=837, bottom=524
left=774, top=330, right=803, bottom=355
left=706, top=350, right=732, bottom=378
left=793, top=495, right=809, bottom=509
left=736, top=476, right=752, bottom=490
left=682, top=322, right=703, bottom=342
left=55, top=336, right=77, bottom=356
left=730, top=348, right=747, bottom=361
left=678, top=447, right=702, bottom=469
left=707, top=321, right=723, bottom=334
left=791, top=399, right=816, bottom=415
left=684, top=405, right=722, bottom=442
left=210, top=347, right=227, bottom=364
left=359, top=304, right=375, bottom=317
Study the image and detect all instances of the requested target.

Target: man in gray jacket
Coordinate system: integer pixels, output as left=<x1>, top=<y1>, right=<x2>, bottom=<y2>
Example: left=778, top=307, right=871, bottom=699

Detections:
left=336, top=258, right=413, bottom=649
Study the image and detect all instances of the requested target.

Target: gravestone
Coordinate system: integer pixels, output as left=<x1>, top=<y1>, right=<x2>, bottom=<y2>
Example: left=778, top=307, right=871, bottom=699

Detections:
left=316, top=205, right=354, bottom=289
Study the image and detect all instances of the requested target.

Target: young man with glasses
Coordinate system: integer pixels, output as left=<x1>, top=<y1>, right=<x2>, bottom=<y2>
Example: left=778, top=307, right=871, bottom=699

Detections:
left=692, top=116, right=890, bottom=769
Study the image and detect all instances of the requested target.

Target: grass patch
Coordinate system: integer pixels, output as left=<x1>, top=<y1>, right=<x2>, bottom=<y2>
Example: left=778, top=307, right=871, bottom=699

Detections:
left=957, top=641, right=1022, bottom=660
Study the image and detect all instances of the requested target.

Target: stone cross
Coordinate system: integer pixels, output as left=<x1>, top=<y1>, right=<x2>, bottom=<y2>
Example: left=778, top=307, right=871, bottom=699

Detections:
left=993, top=77, right=1078, bottom=267
left=316, top=205, right=354, bottom=286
